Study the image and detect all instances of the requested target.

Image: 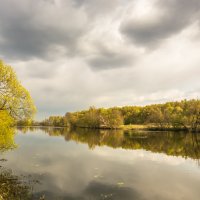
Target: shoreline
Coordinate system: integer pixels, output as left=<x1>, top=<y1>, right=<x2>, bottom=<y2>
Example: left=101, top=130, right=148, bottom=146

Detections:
left=16, top=125, right=200, bottom=133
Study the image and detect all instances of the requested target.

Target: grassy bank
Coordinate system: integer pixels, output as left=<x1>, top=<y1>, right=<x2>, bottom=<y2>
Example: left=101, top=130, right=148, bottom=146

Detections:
left=120, top=124, right=191, bottom=132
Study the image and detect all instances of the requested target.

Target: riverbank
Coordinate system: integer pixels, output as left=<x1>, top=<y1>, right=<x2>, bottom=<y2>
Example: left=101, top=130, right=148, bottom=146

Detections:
left=119, top=124, right=191, bottom=132
left=16, top=124, right=200, bottom=133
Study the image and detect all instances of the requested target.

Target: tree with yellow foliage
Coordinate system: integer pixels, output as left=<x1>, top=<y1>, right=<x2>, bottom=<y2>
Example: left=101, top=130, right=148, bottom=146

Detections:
left=0, top=60, right=36, bottom=121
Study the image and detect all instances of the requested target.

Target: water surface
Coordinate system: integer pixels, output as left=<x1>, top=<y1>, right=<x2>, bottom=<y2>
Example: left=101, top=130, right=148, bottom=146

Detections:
left=0, top=127, right=200, bottom=200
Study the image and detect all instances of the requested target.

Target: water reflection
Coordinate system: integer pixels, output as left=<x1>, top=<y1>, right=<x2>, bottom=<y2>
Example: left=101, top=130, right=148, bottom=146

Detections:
left=0, top=166, right=36, bottom=200
left=19, top=127, right=200, bottom=161
left=0, top=127, right=17, bottom=152
left=1, top=127, right=200, bottom=200
left=0, top=127, right=39, bottom=200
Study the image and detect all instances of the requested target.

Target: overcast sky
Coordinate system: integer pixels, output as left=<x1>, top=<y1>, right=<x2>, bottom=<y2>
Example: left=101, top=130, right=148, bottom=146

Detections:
left=1, top=0, right=200, bottom=119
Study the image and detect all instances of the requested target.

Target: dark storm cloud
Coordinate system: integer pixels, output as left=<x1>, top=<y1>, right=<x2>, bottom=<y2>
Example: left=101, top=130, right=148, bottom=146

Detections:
left=0, top=0, right=88, bottom=60
left=120, top=0, right=200, bottom=48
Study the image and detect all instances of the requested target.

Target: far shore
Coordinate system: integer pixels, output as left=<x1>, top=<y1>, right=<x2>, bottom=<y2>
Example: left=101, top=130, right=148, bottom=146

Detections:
left=16, top=124, right=199, bottom=133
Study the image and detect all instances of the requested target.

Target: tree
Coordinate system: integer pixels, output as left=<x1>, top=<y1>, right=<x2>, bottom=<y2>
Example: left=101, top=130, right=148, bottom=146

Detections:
left=99, top=108, right=123, bottom=129
left=0, top=110, right=14, bottom=128
left=0, top=60, right=36, bottom=120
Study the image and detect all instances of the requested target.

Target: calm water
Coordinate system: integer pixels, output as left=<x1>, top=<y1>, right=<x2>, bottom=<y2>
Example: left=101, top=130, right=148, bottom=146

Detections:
left=0, top=127, right=200, bottom=200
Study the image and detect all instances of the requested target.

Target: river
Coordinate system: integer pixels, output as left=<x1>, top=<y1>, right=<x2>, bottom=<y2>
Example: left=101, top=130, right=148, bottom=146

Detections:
left=0, top=127, right=200, bottom=200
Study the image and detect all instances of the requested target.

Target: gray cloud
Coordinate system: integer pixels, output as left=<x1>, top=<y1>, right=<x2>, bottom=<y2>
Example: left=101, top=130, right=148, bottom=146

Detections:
left=73, top=0, right=120, bottom=16
left=0, top=0, right=200, bottom=119
left=120, top=0, right=200, bottom=48
left=0, top=0, right=127, bottom=71
left=0, top=0, right=88, bottom=60
left=87, top=43, right=134, bottom=70
left=88, top=54, right=132, bottom=70
left=25, top=61, right=60, bottom=79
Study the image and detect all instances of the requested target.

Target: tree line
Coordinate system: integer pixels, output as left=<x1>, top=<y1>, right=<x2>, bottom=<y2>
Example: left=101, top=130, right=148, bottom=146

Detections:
left=39, top=99, right=200, bottom=132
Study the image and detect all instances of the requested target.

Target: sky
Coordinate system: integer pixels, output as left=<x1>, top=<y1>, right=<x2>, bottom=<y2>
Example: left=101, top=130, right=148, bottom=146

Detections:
left=0, top=0, right=200, bottom=119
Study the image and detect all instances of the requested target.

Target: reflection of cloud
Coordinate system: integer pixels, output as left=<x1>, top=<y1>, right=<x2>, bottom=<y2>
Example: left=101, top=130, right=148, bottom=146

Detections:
left=33, top=181, right=143, bottom=200
left=92, top=147, right=195, bottom=167
left=3, top=130, right=200, bottom=200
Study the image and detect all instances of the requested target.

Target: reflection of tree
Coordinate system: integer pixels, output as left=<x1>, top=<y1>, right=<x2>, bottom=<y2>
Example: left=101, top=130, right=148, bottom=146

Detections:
left=191, top=133, right=200, bottom=165
left=18, top=127, right=200, bottom=162
left=0, top=167, right=32, bottom=200
left=18, top=126, right=68, bottom=137
left=25, top=127, right=200, bottom=161
left=0, top=127, right=39, bottom=199
left=0, top=127, right=17, bottom=152
left=68, top=129, right=200, bottom=160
